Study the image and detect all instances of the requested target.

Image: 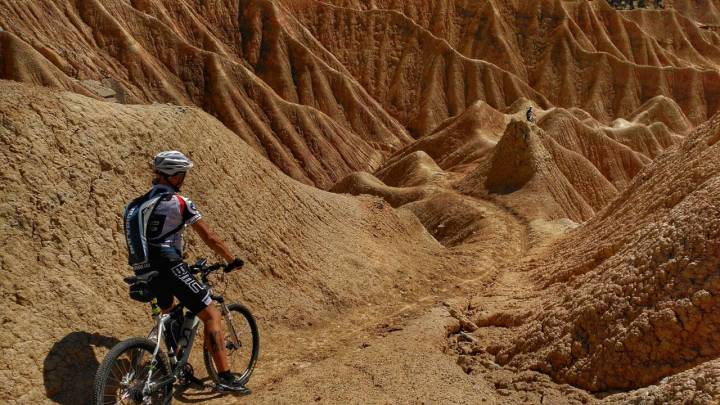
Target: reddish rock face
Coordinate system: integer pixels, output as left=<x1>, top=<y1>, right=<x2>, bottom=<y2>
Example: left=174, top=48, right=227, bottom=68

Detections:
left=0, top=0, right=413, bottom=188
left=2, top=0, right=720, bottom=189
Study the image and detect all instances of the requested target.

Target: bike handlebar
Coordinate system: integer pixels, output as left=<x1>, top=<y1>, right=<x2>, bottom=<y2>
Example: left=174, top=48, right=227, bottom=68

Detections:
left=189, top=258, right=243, bottom=280
left=189, top=261, right=224, bottom=275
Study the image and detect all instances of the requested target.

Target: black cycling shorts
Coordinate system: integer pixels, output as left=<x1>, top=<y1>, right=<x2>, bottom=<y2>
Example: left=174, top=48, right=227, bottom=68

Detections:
left=148, top=262, right=212, bottom=314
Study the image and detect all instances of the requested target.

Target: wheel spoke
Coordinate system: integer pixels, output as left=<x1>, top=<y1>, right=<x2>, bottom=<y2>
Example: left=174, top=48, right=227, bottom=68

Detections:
left=105, top=375, right=123, bottom=385
left=111, top=360, right=127, bottom=383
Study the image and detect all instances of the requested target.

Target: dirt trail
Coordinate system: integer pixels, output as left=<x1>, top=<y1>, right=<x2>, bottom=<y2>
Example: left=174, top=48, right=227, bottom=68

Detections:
left=237, top=194, right=581, bottom=404
left=175, top=193, right=542, bottom=404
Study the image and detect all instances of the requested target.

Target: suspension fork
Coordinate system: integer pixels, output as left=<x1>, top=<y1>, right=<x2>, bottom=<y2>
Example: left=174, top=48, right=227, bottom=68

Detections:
left=151, top=315, right=167, bottom=362
left=219, top=301, right=241, bottom=348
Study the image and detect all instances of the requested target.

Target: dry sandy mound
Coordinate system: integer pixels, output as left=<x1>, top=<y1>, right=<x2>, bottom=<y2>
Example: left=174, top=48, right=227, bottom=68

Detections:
left=383, top=100, right=509, bottom=172
left=0, top=0, right=411, bottom=188
left=494, top=113, right=720, bottom=392
left=0, top=81, right=447, bottom=403
left=330, top=171, right=441, bottom=208
left=374, top=151, right=443, bottom=188
left=400, top=192, right=528, bottom=262
left=483, top=121, right=540, bottom=195
left=603, top=121, right=682, bottom=159
left=539, top=108, right=650, bottom=191
left=457, top=119, right=617, bottom=222
left=401, top=193, right=493, bottom=248
left=627, top=95, right=694, bottom=135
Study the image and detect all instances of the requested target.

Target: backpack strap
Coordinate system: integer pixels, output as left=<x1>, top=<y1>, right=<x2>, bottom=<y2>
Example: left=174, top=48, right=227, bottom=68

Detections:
left=147, top=192, right=188, bottom=243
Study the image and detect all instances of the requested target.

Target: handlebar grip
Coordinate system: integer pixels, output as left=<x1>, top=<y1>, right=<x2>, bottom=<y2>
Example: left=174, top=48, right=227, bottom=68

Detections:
left=224, top=258, right=244, bottom=273
left=188, top=260, right=240, bottom=276
left=206, top=263, right=224, bottom=272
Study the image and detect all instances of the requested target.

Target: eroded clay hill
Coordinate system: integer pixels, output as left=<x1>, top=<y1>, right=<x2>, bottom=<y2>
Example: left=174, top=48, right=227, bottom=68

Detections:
left=2, top=0, right=719, bottom=186
left=0, top=0, right=412, bottom=189
left=3, top=0, right=720, bottom=404
left=286, top=0, right=720, bottom=131
left=669, top=0, right=720, bottom=26
left=336, top=100, right=681, bottom=223
left=490, top=113, right=720, bottom=394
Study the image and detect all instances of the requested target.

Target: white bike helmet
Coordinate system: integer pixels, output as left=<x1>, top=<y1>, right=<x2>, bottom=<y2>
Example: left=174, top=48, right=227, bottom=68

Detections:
left=153, top=151, right=193, bottom=176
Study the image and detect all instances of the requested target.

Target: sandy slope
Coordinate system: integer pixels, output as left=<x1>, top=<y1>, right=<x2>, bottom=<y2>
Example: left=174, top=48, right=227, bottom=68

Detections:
left=440, top=112, right=720, bottom=400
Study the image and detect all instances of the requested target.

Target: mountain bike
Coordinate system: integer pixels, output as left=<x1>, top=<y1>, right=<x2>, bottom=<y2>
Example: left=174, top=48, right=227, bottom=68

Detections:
left=92, top=259, right=259, bottom=404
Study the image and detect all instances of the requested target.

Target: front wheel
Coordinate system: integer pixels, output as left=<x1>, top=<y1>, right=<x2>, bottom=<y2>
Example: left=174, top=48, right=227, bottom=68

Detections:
left=93, top=337, right=172, bottom=405
left=203, top=303, right=259, bottom=385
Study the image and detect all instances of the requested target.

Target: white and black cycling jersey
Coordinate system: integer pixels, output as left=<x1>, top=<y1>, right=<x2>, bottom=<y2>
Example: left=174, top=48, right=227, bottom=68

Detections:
left=146, top=184, right=202, bottom=258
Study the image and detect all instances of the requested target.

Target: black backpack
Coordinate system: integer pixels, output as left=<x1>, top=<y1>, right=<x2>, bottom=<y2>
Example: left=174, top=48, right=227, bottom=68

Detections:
left=123, top=190, right=173, bottom=272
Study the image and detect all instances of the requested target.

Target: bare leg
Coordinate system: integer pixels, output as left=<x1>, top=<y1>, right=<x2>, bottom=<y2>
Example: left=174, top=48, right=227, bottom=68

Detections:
left=197, top=304, right=229, bottom=373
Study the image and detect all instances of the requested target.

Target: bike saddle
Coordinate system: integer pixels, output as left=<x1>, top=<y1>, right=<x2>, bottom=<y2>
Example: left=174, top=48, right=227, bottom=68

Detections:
left=123, top=271, right=159, bottom=285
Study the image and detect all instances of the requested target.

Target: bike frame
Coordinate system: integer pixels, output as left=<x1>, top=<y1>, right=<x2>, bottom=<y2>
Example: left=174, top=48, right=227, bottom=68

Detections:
left=141, top=283, right=241, bottom=396
left=142, top=310, right=200, bottom=395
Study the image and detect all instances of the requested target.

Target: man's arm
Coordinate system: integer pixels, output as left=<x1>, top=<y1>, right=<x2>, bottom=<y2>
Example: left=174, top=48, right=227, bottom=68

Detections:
left=191, top=219, right=234, bottom=262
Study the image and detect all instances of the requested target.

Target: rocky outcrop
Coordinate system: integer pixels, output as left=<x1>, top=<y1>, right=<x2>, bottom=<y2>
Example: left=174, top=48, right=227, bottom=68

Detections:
left=458, top=119, right=618, bottom=222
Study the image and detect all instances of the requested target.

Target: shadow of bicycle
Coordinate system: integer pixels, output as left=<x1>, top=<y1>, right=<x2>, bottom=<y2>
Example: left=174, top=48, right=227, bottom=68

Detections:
left=43, top=331, right=120, bottom=404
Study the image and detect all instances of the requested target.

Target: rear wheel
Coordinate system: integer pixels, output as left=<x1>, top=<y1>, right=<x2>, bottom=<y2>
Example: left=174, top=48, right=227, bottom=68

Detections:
left=93, top=337, right=172, bottom=405
left=203, top=303, right=259, bottom=385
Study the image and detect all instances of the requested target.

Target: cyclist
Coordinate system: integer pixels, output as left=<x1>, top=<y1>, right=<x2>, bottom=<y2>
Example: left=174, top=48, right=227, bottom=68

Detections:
left=129, top=150, right=250, bottom=395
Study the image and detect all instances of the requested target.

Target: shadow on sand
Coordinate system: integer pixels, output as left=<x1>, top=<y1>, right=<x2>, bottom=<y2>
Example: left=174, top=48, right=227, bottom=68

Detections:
left=43, top=331, right=120, bottom=404
left=44, top=331, right=238, bottom=403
